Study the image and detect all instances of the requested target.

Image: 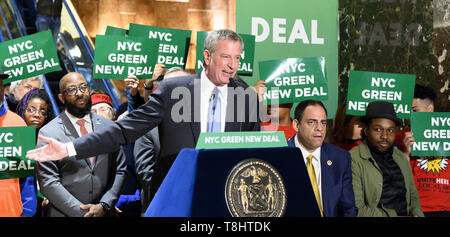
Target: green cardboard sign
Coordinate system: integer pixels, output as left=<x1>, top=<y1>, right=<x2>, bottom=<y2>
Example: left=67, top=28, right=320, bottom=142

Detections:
left=236, top=0, right=338, bottom=118
left=196, top=131, right=287, bottom=149
left=128, top=23, right=191, bottom=69
left=93, top=34, right=158, bottom=79
left=346, top=70, right=415, bottom=119
left=411, top=112, right=450, bottom=157
left=105, top=26, right=128, bottom=36
left=259, top=57, right=328, bottom=105
left=195, top=31, right=255, bottom=76
left=0, top=30, right=61, bottom=84
left=0, top=126, right=36, bottom=180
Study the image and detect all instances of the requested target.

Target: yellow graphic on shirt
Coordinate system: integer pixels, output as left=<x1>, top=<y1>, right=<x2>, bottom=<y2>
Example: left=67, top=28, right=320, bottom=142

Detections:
left=416, top=157, right=448, bottom=174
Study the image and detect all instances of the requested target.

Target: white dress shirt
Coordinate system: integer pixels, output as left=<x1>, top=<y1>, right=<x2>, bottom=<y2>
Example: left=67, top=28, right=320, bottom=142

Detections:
left=294, top=135, right=323, bottom=206
left=65, top=111, right=92, bottom=156
left=200, top=70, right=228, bottom=133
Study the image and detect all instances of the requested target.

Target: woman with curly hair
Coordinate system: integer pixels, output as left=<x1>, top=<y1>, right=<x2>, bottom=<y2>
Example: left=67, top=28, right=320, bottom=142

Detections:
left=16, top=88, right=55, bottom=132
left=16, top=88, right=55, bottom=217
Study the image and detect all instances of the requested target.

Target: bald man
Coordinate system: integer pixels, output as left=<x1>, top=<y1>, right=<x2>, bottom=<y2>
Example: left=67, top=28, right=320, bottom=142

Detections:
left=35, top=72, right=127, bottom=217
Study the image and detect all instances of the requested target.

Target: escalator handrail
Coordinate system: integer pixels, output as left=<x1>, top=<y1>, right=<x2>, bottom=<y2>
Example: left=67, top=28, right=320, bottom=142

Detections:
left=1, top=0, right=60, bottom=116
left=0, top=3, right=13, bottom=40
left=9, top=0, right=28, bottom=36
left=62, top=0, right=120, bottom=109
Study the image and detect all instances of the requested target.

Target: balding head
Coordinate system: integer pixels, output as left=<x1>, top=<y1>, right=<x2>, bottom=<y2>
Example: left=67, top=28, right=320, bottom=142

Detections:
left=59, top=72, right=86, bottom=93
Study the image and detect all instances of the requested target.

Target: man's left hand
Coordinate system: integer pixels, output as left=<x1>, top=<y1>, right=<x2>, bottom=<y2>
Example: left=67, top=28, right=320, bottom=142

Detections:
left=80, top=204, right=106, bottom=217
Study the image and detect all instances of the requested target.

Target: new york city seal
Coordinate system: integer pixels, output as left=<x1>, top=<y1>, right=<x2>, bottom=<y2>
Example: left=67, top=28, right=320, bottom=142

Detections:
left=225, top=159, right=287, bottom=217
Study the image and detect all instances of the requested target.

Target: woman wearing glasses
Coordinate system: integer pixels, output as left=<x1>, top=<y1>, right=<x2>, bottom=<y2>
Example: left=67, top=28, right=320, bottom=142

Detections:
left=16, top=88, right=55, bottom=217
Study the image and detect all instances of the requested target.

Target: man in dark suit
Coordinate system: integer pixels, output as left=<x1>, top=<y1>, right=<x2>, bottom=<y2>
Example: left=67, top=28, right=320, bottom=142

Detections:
left=287, top=100, right=357, bottom=217
left=35, top=72, right=127, bottom=217
left=27, top=30, right=260, bottom=195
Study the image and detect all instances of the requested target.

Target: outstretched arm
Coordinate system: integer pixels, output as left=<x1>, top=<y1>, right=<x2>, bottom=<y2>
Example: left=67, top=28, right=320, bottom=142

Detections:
left=26, top=135, right=69, bottom=162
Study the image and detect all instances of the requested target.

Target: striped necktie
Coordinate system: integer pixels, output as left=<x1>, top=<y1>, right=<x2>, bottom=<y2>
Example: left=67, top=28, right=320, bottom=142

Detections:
left=207, top=87, right=221, bottom=132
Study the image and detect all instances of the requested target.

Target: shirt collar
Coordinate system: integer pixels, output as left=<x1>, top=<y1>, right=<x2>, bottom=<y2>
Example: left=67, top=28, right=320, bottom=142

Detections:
left=201, top=70, right=227, bottom=97
left=294, top=134, right=321, bottom=161
left=65, top=110, right=91, bottom=125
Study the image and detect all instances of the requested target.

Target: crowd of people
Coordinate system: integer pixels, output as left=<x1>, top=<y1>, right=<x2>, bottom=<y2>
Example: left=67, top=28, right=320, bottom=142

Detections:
left=0, top=29, right=448, bottom=217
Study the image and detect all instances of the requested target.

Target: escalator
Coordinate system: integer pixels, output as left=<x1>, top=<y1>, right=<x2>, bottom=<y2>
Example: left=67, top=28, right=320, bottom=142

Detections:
left=0, top=0, right=121, bottom=114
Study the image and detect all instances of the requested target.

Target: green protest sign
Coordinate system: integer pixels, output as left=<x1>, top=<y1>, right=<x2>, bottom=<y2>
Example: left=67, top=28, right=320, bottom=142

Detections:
left=0, top=126, right=36, bottom=180
left=105, top=26, right=128, bottom=36
left=259, top=57, right=328, bottom=105
left=195, top=31, right=255, bottom=76
left=0, top=30, right=61, bottom=84
left=128, top=23, right=191, bottom=69
left=196, top=131, right=287, bottom=149
left=346, top=70, right=415, bottom=119
left=411, top=112, right=450, bottom=157
left=236, top=0, right=338, bottom=118
left=93, top=34, right=158, bottom=79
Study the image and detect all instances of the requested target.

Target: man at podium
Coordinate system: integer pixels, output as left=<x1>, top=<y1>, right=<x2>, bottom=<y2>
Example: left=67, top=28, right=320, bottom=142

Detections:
left=288, top=100, right=357, bottom=217
left=26, top=30, right=261, bottom=198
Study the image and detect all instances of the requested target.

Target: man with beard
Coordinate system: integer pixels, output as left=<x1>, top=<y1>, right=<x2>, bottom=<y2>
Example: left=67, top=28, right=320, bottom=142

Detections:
left=350, top=101, right=423, bottom=217
left=35, top=72, right=127, bottom=217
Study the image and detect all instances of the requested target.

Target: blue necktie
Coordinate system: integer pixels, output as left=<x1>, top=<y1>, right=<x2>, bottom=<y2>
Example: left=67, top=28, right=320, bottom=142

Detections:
left=207, top=87, right=221, bottom=132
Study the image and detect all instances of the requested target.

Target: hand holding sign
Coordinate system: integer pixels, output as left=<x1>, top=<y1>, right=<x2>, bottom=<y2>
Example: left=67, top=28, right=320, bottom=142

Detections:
left=26, top=135, right=68, bottom=162
left=401, top=131, right=415, bottom=160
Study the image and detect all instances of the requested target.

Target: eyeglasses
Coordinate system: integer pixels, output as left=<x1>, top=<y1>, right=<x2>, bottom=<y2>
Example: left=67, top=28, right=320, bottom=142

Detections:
left=63, top=84, right=90, bottom=96
left=26, top=107, right=48, bottom=117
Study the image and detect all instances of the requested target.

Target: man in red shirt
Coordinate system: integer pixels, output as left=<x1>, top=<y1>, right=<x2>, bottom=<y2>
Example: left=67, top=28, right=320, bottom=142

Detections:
left=396, top=84, right=449, bottom=217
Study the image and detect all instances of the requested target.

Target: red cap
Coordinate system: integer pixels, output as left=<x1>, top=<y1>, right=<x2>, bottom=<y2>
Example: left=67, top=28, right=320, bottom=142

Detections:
left=91, top=94, right=113, bottom=107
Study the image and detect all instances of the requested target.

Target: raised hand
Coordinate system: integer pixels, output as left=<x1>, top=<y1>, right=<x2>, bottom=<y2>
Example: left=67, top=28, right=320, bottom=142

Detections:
left=26, top=135, right=69, bottom=162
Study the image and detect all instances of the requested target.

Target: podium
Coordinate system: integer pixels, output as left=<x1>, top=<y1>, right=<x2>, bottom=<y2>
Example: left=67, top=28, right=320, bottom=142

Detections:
left=145, top=147, right=321, bottom=217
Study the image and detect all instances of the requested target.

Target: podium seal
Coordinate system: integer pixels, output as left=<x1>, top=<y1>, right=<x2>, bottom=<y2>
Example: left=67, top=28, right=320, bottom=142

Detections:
left=225, top=159, right=287, bottom=217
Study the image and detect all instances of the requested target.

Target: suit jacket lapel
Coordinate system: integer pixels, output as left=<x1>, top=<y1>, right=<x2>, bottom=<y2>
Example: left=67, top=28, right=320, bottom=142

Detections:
left=320, top=143, right=332, bottom=217
left=90, top=113, right=102, bottom=168
left=60, top=111, right=80, bottom=140
left=60, top=111, right=94, bottom=169
left=225, top=79, right=240, bottom=132
left=189, top=74, right=201, bottom=145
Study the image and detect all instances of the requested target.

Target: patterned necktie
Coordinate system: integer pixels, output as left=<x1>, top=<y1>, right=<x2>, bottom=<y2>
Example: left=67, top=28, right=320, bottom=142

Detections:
left=76, top=119, right=94, bottom=166
left=306, top=154, right=323, bottom=217
left=207, top=87, right=221, bottom=132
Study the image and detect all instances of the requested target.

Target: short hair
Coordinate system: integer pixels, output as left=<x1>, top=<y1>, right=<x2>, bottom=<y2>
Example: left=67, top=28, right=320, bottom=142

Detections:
left=294, top=100, right=327, bottom=122
left=164, top=67, right=188, bottom=76
left=203, top=29, right=244, bottom=56
left=414, top=84, right=436, bottom=101
left=9, top=75, right=44, bottom=93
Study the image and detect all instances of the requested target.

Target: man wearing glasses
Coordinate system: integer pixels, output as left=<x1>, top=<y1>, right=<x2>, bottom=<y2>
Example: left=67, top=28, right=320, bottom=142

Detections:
left=35, top=72, right=127, bottom=217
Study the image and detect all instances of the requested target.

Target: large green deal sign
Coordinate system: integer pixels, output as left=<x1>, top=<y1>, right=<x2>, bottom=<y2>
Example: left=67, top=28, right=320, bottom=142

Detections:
left=260, top=57, right=328, bottom=105
left=93, top=35, right=158, bottom=79
left=0, top=30, right=61, bottom=84
left=236, top=0, right=338, bottom=118
left=411, top=112, right=450, bottom=157
left=346, top=70, right=415, bottom=119
left=0, top=126, right=36, bottom=180
left=128, top=24, right=191, bottom=69
left=195, top=31, right=255, bottom=76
